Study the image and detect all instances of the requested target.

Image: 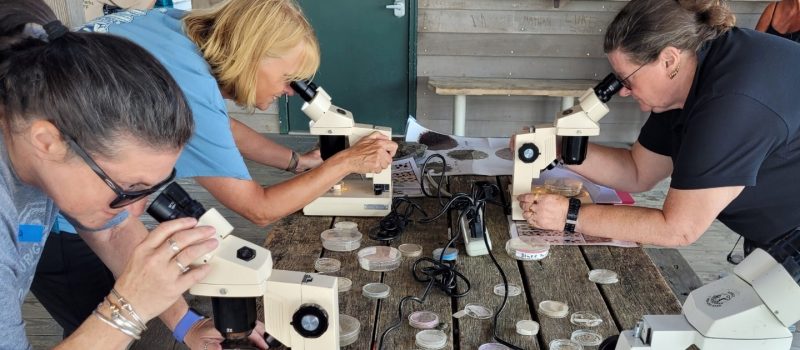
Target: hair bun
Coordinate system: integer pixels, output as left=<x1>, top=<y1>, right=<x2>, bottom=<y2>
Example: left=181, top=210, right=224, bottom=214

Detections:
left=43, top=20, right=67, bottom=41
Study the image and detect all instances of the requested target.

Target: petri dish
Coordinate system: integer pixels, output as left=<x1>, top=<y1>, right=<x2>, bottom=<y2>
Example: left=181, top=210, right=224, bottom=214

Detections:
left=505, top=237, right=550, bottom=261
left=515, top=320, right=539, bottom=336
left=570, top=311, right=603, bottom=327
left=415, top=329, right=447, bottom=350
left=408, top=311, right=440, bottom=329
left=588, top=269, right=619, bottom=284
left=493, top=283, right=522, bottom=297
left=432, top=247, right=458, bottom=261
left=571, top=329, right=603, bottom=347
left=357, top=246, right=402, bottom=271
left=362, top=282, right=391, bottom=299
left=337, top=277, right=353, bottom=293
left=464, top=303, right=493, bottom=319
left=314, top=257, right=341, bottom=274
left=399, top=243, right=423, bottom=257
left=549, top=339, right=584, bottom=350
left=478, top=343, right=510, bottom=350
left=321, top=224, right=362, bottom=252
left=539, top=300, right=569, bottom=318
left=545, top=178, right=583, bottom=197
left=339, top=314, right=360, bottom=347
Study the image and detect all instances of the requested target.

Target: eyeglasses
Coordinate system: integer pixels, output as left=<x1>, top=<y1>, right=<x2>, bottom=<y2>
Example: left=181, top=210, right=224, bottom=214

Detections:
left=63, top=134, right=176, bottom=209
left=618, top=62, right=647, bottom=90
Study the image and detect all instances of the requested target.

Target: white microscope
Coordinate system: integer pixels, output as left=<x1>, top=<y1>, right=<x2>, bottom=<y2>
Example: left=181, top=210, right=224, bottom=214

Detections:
left=510, top=73, right=622, bottom=221
left=148, top=183, right=340, bottom=349
left=600, top=231, right=800, bottom=350
left=290, top=80, right=393, bottom=217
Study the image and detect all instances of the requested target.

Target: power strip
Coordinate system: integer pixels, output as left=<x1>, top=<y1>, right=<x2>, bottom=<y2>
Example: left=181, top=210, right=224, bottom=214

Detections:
left=459, top=207, right=492, bottom=256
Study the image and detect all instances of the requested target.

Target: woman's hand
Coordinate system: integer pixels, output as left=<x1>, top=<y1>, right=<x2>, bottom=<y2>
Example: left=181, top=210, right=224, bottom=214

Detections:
left=335, top=132, right=397, bottom=174
left=294, top=149, right=322, bottom=173
left=112, top=218, right=219, bottom=321
left=187, top=319, right=268, bottom=350
left=517, top=192, right=570, bottom=231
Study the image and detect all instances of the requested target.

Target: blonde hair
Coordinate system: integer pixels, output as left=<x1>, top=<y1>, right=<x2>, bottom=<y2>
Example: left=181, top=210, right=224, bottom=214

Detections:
left=183, top=0, right=320, bottom=108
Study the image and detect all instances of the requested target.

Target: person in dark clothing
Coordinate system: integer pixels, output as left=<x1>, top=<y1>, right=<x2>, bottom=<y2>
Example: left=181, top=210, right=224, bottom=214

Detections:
left=756, top=0, right=800, bottom=42
left=516, top=0, right=800, bottom=251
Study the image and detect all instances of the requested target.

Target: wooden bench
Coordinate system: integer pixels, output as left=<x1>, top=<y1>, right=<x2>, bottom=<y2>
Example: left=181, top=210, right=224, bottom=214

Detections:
left=427, top=77, right=598, bottom=136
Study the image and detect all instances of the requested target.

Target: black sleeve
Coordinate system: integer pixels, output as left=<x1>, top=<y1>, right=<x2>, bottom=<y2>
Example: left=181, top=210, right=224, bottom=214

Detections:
left=637, top=110, right=678, bottom=157
left=671, top=94, right=787, bottom=189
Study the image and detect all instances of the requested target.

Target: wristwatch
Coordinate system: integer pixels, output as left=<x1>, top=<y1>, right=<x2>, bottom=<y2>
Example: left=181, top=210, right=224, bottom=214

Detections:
left=564, top=198, right=581, bottom=233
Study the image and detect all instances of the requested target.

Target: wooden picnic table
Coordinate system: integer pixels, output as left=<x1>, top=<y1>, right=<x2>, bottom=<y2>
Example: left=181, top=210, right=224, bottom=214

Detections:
left=265, top=175, right=682, bottom=349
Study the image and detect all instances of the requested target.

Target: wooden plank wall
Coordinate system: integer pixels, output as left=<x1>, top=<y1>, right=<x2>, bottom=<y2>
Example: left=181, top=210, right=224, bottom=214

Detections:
left=415, top=0, right=769, bottom=141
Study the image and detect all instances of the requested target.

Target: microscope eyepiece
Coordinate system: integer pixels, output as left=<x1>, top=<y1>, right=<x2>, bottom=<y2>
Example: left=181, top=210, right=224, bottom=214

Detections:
left=290, top=80, right=319, bottom=103
left=594, top=73, right=623, bottom=103
left=146, top=182, right=206, bottom=222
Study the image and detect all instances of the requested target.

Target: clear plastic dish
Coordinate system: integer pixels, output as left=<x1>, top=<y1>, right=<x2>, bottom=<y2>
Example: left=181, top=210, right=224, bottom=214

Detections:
left=515, top=320, right=539, bottom=336
left=545, top=178, right=583, bottom=197
left=478, top=343, right=511, bottom=350
left=357, top=246, right=401, bottom=271
left=314, top=257, right=341, bottom=274
left=339, top=314, right=360, bottom=347
left=415, top=329, right=447, bottom=349
left=337, top=277, right=353, bottom=293
left=539, top=300, right=569, bottom=318
left=321, top=223, right=362, bottom=252
left=432, top=247, right=458, bottom=261
left=493, top=283, right=522, bottom=297
left=571, top=329, right=603, bottom=347
left=408, top=311, right=439, bottom=329
left=549, top=339, right=584, bottom=350
left=362, top=282, right=391, bottom=299
left=570, top=311, right=603, bottom=327
left=505, top=237, right=550, bottom=261
left=398, top=243, right=423, bottom=257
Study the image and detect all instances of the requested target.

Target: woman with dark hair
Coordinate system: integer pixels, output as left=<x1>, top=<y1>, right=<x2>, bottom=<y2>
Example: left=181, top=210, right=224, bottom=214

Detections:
left=0, top=0, right=218, bottom=348
left=517, top=0, right=800, bottom=252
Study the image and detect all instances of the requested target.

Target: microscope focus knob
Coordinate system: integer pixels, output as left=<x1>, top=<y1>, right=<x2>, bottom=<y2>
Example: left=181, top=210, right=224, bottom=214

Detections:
left=518, top=143, right=540, bottom=164
left=291, top=304, right=329, bottom=338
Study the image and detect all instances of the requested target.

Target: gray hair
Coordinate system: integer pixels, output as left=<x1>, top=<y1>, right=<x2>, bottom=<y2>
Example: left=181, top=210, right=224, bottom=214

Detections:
left=604, top=0, right=736, bottom=64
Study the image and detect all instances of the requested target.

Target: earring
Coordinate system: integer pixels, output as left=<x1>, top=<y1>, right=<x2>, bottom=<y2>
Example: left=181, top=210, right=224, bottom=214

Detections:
left=669, top=63, right=680, bottom=80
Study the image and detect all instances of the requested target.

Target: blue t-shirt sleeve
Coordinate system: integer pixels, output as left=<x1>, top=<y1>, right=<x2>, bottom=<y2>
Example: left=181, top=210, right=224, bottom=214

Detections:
left=671, top=94, right=786, bottom=189
left=57, top=211, right=130, bottom=234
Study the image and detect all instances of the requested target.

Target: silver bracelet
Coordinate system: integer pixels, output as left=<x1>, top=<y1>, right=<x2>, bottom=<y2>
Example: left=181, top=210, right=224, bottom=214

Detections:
left=106, top=298, right=146, bottom=334
left=93, top=308, right=142, bottom=340
left=110, top=288, right=148, bottom=331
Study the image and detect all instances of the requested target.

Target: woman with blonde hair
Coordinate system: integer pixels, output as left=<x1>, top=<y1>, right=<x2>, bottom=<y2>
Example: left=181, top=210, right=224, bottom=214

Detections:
left=32, top=0, right=396, bottom=348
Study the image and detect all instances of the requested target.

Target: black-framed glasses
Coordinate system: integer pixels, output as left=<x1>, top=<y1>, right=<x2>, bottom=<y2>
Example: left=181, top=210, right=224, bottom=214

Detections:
left=618, top=62, right=647, bottom=90
left=63, top=134, right=176, bottom=209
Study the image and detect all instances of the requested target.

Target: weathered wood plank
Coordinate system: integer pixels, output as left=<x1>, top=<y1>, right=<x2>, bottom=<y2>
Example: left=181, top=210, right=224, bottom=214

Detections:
left=130, top=319, right=177, bottom=350
left=30, top=336, right=61, bottom=350
left=419, top=33, right=605, bottom=58
left=418, top=56, right=611, bottom=80
left=449, top=176, right=541, bottom=349
left=428, top=77, right=598, bottom=97
left=645, top=248, right=704, bottom=303
left=373, top=199, right=456, bottom=350
left=582, top=246, right=683, bottom=330
left=325, top=217, right=383, bottom=350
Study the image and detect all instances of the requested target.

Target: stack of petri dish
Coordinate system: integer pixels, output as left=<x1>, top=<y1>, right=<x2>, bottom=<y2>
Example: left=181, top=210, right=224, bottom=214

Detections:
left=588, top=269, right=619, bottom=284
left=362, top=282, right=391, bottom=299
left=544, top=178, right=583, bottom=197
left=539, top=300, right=569, bottom=318
left=320, top=221, right=362, bottom=252
left=398, top=243, right=423, bottom=257
left=408, top=311, right=440, bottom=329
left=515, top=320, right=539, bottom=336
left=415, top=329, right=447, bottom=349
left=505, top=237, right=550, bottom=261
left=549, top=339, right=584, bottom=350
left=571, top=329, right=603, bottom=347
left=339, top=314, right=360, bottom=347
left=337, top=277, right=353, bottom=293
left=357, top=246, right=402, bottom=271
left=314, top=257, right=341, bottom=274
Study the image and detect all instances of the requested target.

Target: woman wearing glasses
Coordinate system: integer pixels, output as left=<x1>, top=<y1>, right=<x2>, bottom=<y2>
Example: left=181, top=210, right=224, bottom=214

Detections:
left=0, top=0, right=221, bottom=348
left=518, top=0, right=800, bottom=253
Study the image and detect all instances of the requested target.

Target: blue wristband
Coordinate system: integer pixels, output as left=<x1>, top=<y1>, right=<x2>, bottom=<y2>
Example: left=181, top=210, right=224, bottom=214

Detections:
left=173, top=309, right=204, bottom=343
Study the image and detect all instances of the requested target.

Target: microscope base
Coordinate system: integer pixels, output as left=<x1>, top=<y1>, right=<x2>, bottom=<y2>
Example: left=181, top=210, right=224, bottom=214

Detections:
left=303, top=176, right=391, bottom=217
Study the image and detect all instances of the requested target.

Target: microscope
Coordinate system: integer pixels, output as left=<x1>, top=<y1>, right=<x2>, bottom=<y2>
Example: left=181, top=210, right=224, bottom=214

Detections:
left=147, top=183, right=340, bottom=349
left=600, top=230, right=800, bottom=349
left=510, top=73, right=622, bottom=220
left=290, top=80, right=393, bottom=217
